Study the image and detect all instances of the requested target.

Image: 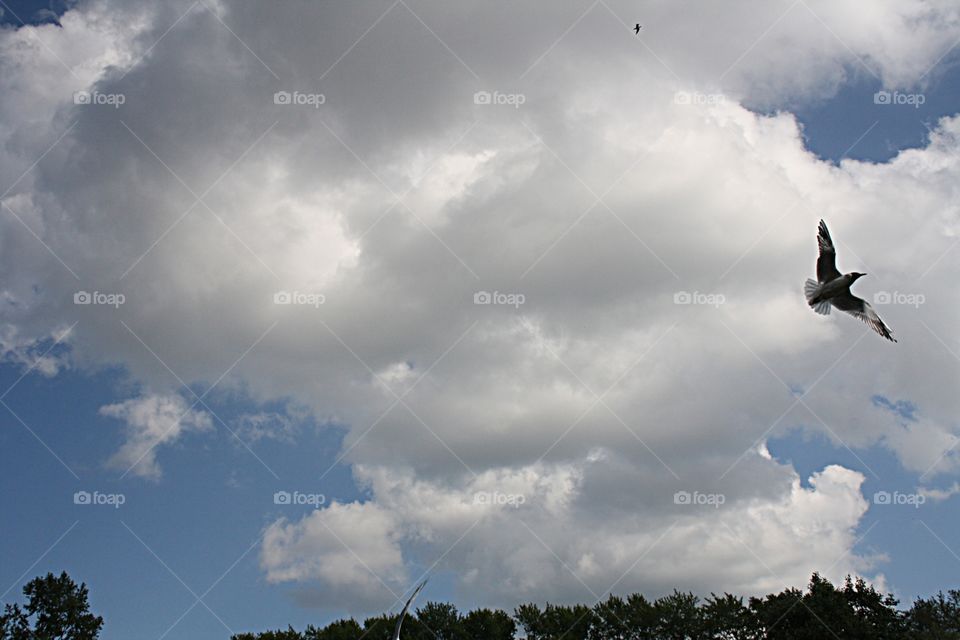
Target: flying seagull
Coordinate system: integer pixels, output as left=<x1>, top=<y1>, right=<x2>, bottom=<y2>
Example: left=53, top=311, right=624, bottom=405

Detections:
left=804, top=219, right=896, bottom=342
left=393, top=579, right=428, bottom=640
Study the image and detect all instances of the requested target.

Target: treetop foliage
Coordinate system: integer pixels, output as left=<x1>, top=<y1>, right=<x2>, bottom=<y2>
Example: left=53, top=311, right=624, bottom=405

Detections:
left=229, top=573, right=960, bottom=640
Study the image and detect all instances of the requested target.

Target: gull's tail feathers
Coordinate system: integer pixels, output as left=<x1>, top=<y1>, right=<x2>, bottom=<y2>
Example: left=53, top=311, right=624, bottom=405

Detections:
left=804, top=279, right=831, bottom=315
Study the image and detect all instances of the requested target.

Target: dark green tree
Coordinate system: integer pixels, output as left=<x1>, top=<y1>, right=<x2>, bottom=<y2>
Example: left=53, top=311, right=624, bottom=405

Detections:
left=515, top=602, right=591, bottom=640
left=0, top=604, right=30, bottom=640
left=750, top=585, right=807, bottom=640
left=700, top=593, right=760, bottom=640
left=751, top=573, right=903, bottom=640
left=220, top=570, right=938, bottom=640
left=461, top=607, right=515, bottom=640
left=589, top=594, right=632, bottom=640
left=752, top=574, right=853, bottom=640
left=412, top=602, right=465, bottom=640
left=303, top=618, right=363, bottom=640
left=230, top=626, right=302, bottom=640
left=362, top=612, right=409, bottom=640
left=590, top=593, right=662, bottom=639
left=653, top=591, right=702, bottom=640
left=904, top=590, right=960, bottom=639
left=840, top=575, right=903, bottom=639
left=361, top=614, right=389, bottom=640
left=0, top=572, right=102, bottom=640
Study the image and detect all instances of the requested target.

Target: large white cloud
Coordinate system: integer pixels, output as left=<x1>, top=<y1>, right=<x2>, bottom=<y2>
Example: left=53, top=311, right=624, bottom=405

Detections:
left=259, top=459, right=872, bottom=612
left=1, top=0, right=959, bottom=613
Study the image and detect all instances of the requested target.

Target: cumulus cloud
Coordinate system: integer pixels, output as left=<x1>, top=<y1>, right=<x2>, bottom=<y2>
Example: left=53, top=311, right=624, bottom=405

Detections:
left=99, top=393, right=212, bottom=479
left=1, top=0, right=959, bottom=612
left=260, top=459, right=870, bottom=612
left=261, top=501, right=406, bottom=610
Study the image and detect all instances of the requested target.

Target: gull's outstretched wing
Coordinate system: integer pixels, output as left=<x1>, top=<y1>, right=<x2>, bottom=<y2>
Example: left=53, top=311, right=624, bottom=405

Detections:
left=817, top=219, right=841, bottom=283
left=393, top=579, right=428, bottom=640
left=831, top=292, right=897, bottom=343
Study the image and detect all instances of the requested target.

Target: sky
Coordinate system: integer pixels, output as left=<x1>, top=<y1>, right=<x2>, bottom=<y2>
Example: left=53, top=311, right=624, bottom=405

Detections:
left=0, top=1, right=959, bottom=638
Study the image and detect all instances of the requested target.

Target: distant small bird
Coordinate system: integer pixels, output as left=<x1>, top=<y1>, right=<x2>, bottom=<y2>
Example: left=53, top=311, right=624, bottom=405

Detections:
left=393, top=579, right=428, bottom=640
left=634, top=23, right=642, bottom=34
left=804, top=220, right=896, bottom=342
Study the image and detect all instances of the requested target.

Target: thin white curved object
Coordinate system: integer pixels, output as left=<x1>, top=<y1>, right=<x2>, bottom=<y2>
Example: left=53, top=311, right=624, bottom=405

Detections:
left=393, top=579, right=428, bottom=640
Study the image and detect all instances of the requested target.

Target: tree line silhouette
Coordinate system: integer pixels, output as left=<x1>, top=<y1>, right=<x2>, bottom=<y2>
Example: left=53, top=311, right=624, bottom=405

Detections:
left=3, top=571, right=960, bottom=639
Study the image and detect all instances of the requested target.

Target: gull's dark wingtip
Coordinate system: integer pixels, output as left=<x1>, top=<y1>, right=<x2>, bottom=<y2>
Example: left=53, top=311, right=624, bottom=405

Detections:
left=817, top=219, right=834, bottom=249
left=874, top=319, right=897, bottom=343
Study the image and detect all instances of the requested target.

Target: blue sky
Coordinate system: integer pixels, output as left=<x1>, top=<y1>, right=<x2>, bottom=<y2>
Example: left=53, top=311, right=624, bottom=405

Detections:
left=791, top=70, right=960, bottom=163
left=0, top=0, right=69, bottom=26
left=1, top=1, right=959, bottom=638
left=0, top=364, right=359, bottom=636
